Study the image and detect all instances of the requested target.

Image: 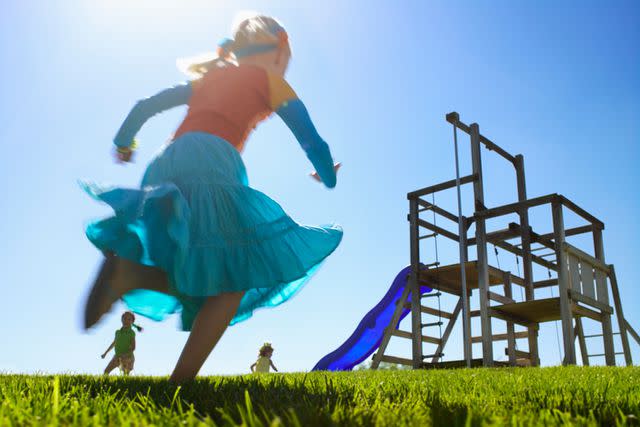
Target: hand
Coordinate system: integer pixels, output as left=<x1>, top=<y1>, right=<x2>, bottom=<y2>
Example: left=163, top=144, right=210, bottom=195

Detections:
left=101, top=353, right=106, bottom=359
left=311, top=162, right=341, bottom=182
left=113, top=147, right=134, bottom=164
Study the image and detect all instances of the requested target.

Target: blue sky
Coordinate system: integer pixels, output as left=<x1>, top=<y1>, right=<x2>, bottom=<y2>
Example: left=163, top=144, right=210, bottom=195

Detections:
left=0, top=0, right=638, bottom=375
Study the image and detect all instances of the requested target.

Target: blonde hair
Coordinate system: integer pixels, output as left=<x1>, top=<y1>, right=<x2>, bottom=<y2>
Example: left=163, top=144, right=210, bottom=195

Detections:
left=178, top=13, right=287, bottom=79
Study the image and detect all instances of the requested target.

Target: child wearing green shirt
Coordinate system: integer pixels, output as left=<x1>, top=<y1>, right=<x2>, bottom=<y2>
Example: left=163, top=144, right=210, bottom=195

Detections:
left=101, top=312, right=143, bottom=375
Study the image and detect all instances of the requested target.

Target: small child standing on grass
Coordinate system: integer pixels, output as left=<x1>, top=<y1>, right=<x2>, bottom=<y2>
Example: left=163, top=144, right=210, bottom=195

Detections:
left=101, top=311, right=143, bottom=375
left=250, top=343, right=278, bottom=373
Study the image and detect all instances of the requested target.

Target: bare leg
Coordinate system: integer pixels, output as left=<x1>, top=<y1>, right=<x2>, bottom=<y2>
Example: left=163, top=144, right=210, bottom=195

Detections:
left=169, top=291, right=245, bottom=383
left=103, top=356, right=120, bottom=375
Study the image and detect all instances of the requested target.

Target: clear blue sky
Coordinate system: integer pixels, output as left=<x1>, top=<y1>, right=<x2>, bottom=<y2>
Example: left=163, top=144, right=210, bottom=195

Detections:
left=1, top=0, right=638, bottom=375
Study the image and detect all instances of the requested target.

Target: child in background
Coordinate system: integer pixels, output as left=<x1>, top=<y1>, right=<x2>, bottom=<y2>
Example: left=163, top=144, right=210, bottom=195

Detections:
left=101, top=311, right=143, bottom=375
left=251, top=343, right=278, bottom=373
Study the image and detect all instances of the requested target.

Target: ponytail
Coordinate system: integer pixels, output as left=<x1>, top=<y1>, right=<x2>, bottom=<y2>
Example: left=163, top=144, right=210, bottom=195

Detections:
left=133, top=323, right=143, bottom=332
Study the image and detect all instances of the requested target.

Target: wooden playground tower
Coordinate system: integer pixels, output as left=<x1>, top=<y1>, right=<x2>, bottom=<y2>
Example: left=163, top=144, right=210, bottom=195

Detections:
left=372, top=112, right=639, bottom=369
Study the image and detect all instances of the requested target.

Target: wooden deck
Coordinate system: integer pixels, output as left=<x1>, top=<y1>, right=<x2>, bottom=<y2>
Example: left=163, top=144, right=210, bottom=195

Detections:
left=422, top=358, right=510, bottom=369
left=418, top=261, right=524, bottom=295
left=491, top=297, right=561, bottom=324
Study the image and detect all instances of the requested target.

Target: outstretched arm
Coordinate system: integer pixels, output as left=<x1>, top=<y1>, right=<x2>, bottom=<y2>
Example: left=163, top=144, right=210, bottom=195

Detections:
left=250, top=362, right=256, bottom=373
left=269, top=75, right=337, bottom=188
left=270, top=360, right=278, bottom=372
left=101, top=341, right=115, bottom=358
left=113, top=82, right=193, bottom=149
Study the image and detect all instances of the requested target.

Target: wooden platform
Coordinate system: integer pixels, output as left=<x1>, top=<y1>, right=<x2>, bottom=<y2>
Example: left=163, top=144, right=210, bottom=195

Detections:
left=491, top=297, right=561, bottom=324
left=418, top=261, right=523, bottom=296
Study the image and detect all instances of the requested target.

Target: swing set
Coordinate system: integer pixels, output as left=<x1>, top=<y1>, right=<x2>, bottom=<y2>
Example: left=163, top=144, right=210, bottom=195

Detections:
left=372, top=112, right=639, bottom=369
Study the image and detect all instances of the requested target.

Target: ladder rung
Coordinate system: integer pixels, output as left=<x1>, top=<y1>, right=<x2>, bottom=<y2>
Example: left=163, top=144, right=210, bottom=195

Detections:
left=389, top=329, right=442, bottom=345
left=586, top=353, right=624, bottom=357
left=584, top=332, right=621, bottom=338
left=422, top=292, right=442, bottom=298
left=424, top=262, right=441, bottom=268
left=419, top=233, right=437, bottom=240
left=402, top=303, right=453, bottom=319
left=421, top=321, right=443, bottom=328
left=422, top=353, right=444, bottom=359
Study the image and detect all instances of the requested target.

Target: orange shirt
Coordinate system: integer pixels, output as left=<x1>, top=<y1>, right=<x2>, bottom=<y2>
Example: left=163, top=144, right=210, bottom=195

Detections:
left=174, top=64, right=297, bottom=152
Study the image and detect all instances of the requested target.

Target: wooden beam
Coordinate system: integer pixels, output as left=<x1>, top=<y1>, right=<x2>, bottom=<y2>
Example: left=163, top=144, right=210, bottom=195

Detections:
left=574, top=318, right=589, bottom=366
left=371, top=285, right=411, bottom=369
left=538, top=225, right=594, bottom=241
left=390, top=329, right=442, bottom=345
left=431, top=298, right=463, bottom=363
left=407, top=174, right=478, bottom=199
left=609, top=265, right=633, bottom=365
left=445, top=112, right=517, bottom=164
left=471, top=331, right=529, bottom=343
left=533, top=279, right=558, bottom=289
left=568, top=290, right=613, bottom=314
left=488, top=308, right=534, bottom=328
left=488, top=291, right=515, bottom=305
left=409, top=198, right=423, bottom=369
left=554, top=201, right=576, bottom=365
left=403, top=302, right=453, bottom=319
left=558, top=195, right=605, bottom=230
left=563, top=243, right=610, bottom=274
left=625, top=320, right=640, bottom=346
left=571, top=303, right=603, bottom=322
left=378, top=355, right=414, bottom=366
left=415, top=199, right=459, bottom=223
left=416, top=218, right=459, bottom=242
left=492, top=239, right=558, bottom=272
left=503, top=272, right=517, bottom=366
left=473, top=194, right=558, bottom=222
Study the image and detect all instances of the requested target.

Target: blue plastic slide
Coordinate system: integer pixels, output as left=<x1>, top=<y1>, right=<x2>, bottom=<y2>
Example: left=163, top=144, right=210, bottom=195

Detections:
left=312, top=266, right=432, bottom=371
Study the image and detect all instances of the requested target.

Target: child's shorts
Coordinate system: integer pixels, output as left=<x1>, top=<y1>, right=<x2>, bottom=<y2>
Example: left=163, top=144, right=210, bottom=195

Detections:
left=117, top=355, right=135, bottom=372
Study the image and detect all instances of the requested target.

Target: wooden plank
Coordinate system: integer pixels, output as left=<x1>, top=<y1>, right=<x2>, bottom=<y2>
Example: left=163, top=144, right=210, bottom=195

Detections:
left=407, top=173, right=478, bottom=199
left=390, top=329, right=442, bottom=345
left=445, top=112, right=517, bottom=164
left=564, top=243, right=610, bottom=274
left=592, top=229, right=615, bottom=367
left=579, top=261, right=596, bottom=299
left=473, top=194, right=558, bottom=222
left=538, top=225, right=594, bottom=241
left=371, top=285, right=411, bottom=369
left=575, top=318, right=589, bottom=366
left=553, top=202, right=576, bottom=365
left=533, top=278, right=558, bottom=289
left=403, top=303, right=453, bottom=319
left=568, top=290, right=613, bottom=314
left=558, top=195, right=605, bottom=230
left=409, top=198, right=423, bottom=369
left=503, top=272, right=517, bottom=366
left=568, top=255, right=581, bottom=293
left=513, top=349, right=532, bottom=360
left=488, top=291, right=515, bottom=305
left=471, top=331, right=529, bottom=343
left=490, top=298, right=561, bottom=324
left=625, top=320, right=640, bottom=346
left=470, top=122, right=493, bottom=366
left=609, top=266, right=633, bottom=365
left=415, top=199, right=459, bottom=223
left=491, top=239, right=558, bottom=272
left=431, top=298, right=463, bottom=363
left=416, top=218, right=459, bottom=242
left=379, top=355, right=414, bottom=366
left=571, top=303, right=602, bottom=322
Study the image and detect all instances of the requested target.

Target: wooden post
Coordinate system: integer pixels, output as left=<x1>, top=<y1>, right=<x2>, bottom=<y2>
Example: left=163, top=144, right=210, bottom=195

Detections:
left=431, top=298, right=463, bottom=363
left=470, top=123, right=493, bottom=366
left=608, top=265, right=633, bottom=365
left=515, top=154, right=540, bottom=366
left=371, top=285, right=411, bottom=369
left=552, top=201, right=576, bottom=365
left=503, top=272, right=517, bottom=366
left=574, top=317, right=589, bottom=366
left=592, top=229, right=616, bottom=366
left=408, top=198, right=423, bottom=368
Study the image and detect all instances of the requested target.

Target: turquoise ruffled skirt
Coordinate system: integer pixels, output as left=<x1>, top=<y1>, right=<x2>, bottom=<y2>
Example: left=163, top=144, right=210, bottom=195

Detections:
left=82, top=132, right=342, bottom=330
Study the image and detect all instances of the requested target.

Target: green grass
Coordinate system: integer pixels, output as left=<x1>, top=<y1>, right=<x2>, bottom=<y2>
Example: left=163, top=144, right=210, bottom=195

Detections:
left=1, top=367, right=639, bottom=426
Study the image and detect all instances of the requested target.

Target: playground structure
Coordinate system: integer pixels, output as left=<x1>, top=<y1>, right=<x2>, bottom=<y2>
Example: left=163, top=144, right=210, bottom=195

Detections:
left=314, top=112, right=639, bottom=371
